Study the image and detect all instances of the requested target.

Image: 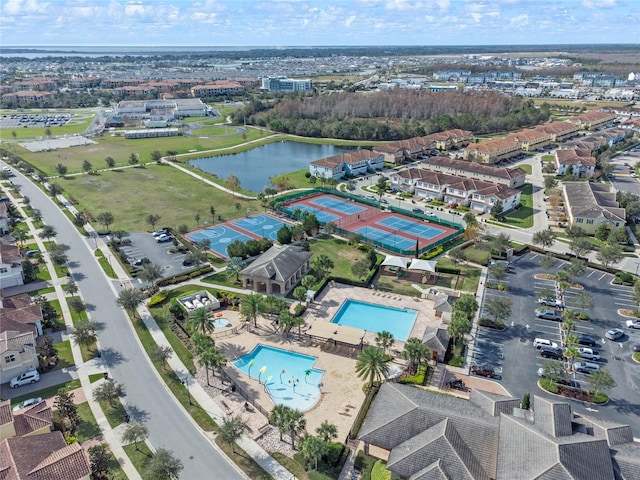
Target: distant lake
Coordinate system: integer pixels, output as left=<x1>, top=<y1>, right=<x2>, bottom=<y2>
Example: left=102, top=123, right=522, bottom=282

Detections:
left=189, top=142, right=354, bottom=193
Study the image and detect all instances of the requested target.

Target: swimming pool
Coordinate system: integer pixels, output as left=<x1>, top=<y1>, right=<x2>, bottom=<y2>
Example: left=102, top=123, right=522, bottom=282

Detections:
left=232, top=345, right=323, bottom=411
left=331, top=300, right=418, bottom=341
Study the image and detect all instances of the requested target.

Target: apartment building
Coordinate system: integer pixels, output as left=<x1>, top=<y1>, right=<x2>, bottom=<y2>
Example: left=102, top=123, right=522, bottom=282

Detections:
left=563, top=182, right=626, bottom=235
left=555, top=149, right=596, bottom=177
left=309, top=150, right=384, bottom=179
left=505, top=127, right=553, bottom=152
left=463, top=137, right=522, bottom=163
left=419, top=156, right=527, bottom=188
left=260, top=77, right=312, bottom=92
left=569, top=111, right=617, bottom=130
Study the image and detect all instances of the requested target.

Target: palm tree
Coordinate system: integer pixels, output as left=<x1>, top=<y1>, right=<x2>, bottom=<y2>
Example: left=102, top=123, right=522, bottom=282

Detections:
left=402, top=337, right=429, bottom=374
left=375, top=330, right=394, bottom=356
left=226, top=257, right=245, bottom=282
left=288, top=409, right=307, bottom=449
left=218, top=416, right=248, bottom=454
left=240, top=294, right=264, bottom=328
left=355, top=346, right=389, bottom=388
left=299, top=435, right=326, bottom=471
left=561, top=319, right=576, bottom=340
left=188, top=308, right=214, bottom=336
left=116, top=288, right=145, bottom=319
left=315, top=420, right=338, bottom=443
left=270, top=404, right=292, bottom=442
left=138, top=263, right=164, bottom=289
left=197, top=346, right=222, bottom=385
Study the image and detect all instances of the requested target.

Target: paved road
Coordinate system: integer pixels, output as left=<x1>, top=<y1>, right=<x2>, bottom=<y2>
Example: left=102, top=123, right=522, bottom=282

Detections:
left=11, top=173, right=244, bottom=479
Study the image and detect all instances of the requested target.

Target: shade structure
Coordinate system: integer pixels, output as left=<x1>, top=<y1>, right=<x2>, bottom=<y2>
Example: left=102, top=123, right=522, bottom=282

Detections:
left=407, top=259, right=437, bottom=272
left=381, top=255, right=411, bottom=269
left=305, top=322, right=365, bottom=347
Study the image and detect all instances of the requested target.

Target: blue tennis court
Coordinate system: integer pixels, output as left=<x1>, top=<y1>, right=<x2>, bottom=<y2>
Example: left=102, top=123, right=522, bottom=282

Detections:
left=353, top=226, right=416, bottom=250
left=284, top=205, right=339, bottom=223
left=232, top=214, right=291, bottom=240
left=185, top=226, right=255, bottom=259
left=309, top=196, right=366, bottom=215
left=376, top=217, right=446, bottom=240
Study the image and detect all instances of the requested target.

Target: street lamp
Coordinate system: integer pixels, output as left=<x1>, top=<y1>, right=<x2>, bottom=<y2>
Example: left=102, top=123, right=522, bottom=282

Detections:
left=181, top=377, right=192, bottom=405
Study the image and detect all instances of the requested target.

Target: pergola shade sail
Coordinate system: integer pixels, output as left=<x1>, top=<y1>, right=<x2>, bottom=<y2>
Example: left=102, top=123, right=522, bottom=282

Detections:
left=407, top=259, right=437, bottom=272
left=305, top=322, right=365, bottom=346
left=381, top=255, right=411, bottom=269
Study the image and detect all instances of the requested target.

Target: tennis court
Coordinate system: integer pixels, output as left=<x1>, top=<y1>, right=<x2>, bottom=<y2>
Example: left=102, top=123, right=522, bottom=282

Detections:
left=309, top=196, right=366, bottom=215
left=232, top=214, right=290, bottom=240
left=376, top=217, right=446, bottom=240
left=353, top=226, right=416, bottom=250
left=186, top=226, right=255, bottom=259
left=284, top=204, right=340, bottom=223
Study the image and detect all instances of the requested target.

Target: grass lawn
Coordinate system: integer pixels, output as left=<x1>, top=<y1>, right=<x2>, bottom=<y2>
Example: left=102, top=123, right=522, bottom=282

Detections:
left=375, top=275, right=421, bottom=297
left=123, top=443, right=154, bottom=480
left=201, top=271, right=242, bottom=289
left=76, top=401, right=102, bottom=442
left=461, top=244, right=492, bottom=264
left=34, top=262, right=52, bottom=282
left=98, top=398, right=128, bottom=429
left=10, top=379, right=81, bottom=407
left=519, top=164, right=532, bottom=175
left=215, top=437, right=273, bottom=480
left=270, top=169, right=318, bottom=190
left=52, top=340, right=75, bottom=371
left=50, top=163, right=262, bottom=232
left=95, top=249, right=117, bottom=278
left=191, top=126, right=236, bottom=135
left=27, top=285, right=56, bottom=295
left=89, top=373, right=105, bottom=383
left=436, top=257, right=482, bottom=292
left=307, top=236, right=376, bottom=282
left=504, top=184, right=533, bottom=228
left=271, top=452, right=307, bottom=479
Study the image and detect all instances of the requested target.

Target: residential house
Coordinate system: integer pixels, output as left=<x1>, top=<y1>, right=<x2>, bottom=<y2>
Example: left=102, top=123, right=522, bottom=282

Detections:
left=0, top=430, right=91, bottom=480
left=388, top=168, right=431, bottom=193
left=0, top=243, right=24, bottom=288
left=240, top=244, right=312, bottom=295
left=0, top=399, right=52, bottom=439
left=0, top=330, right=39, bottom=381
left=0, top=202, right=9, bottom=235
left=540, top=121, right=580, bottom=142
left=569, top=111, right=617, bottom=130
left=308, top=156, right=345, bottom=180
left=463, top=138, right=521, bottom=164
left=309, top=151, right=383, bottom=180
left=359, top=383, right=639, bottom=480
left=563, top=182, right=626, bottom=235
left=555, top=149, right=597, bottom=177
left=372, top=144, right=405, bottom=165
left=422, top=129, right=473, bottom=150
left=1, top=293, right=45, bottom=336
left=419, top=156, right=527, bottom=188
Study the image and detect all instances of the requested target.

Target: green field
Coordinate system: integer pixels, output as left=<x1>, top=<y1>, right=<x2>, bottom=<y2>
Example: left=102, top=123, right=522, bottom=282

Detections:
left=55, top=163, right=261, bottom=232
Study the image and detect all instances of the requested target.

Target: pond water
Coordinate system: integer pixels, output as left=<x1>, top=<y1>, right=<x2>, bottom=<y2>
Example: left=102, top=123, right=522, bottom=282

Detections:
left=189, top=141, right=353, bottom=193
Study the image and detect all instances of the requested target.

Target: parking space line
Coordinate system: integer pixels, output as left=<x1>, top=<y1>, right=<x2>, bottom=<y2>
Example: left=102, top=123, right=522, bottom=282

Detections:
left=598, top=271, right=609, bottom=281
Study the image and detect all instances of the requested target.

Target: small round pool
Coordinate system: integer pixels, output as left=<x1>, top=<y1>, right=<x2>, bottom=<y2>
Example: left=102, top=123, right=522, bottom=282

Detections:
left=213, top=318, right=231, bottom=328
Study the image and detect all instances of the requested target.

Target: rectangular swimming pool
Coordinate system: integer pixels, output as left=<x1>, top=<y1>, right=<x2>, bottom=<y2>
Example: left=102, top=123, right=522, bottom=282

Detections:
left=331, top=300, right=418, bottom=341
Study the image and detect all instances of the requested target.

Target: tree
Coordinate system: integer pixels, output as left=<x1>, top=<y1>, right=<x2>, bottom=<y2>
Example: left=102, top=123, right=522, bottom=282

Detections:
left=145, top=214, right=161, bottom=230
left=490, top=200, right=505, bottom=221
left=488, top=263, right=508, bottom=282
left=520, top=392, right=531, bottom=410
left=569, top=236, right=592, bottom=259
left=301, top=274, right=316, bottom=291
left=188, top=308, right=215, bottom=336
left=150, top=345, right=173, bottom=370
left=270, top=404, right=293, bottom=442
left=88, top=444, right=111, bottom=480
left=561, top=319, right=577, bottom=338
left=356, top=346, right=389, bottom=387
left=324, top=221, right=337, bottom=234
left=375, top=330, right=394, bottom=356
left=121, top=423, right=149, bottom=451
left=462, top=212, right=477, bottom=227
left=597, top=243, right=623, bottom=268
left=566, top=224, right=586, bottom=239
left=489, top=232, right=511, bottom=258
left=72, top=211, right=87, bottom=227
left=574, top=291, right=593, bottom=313
left=218, top=416, right=247, bottom=454
left=299, top=434, right=326, bottom=471
left=542, top=359, right=569, bottom=385
left=316, top=420, right=338, bottom=443
left=311, top=254, right=334, bottom=278
left=39, top=224, right=57, bottom=241
left=564, top=258, right=586, bottom=283
left=543, top=175, right=557, bottom=189
left=151, top=150, right=162, bottom=163
left=146, top=448, right=183, bottom=480
left=484, top=296, right=512, bottom=325
left=128, top=153, right=139, bottom=165
left=49, top=243, right=68, bottom=266
left=39, top=334, right=57, bottom=358
left=240, top=293, right=264, bottom=328
left=302, top=213, right=320, bottom=237
left=105, top=156, right=115, bottom=168
left=93, top=379, right=126, bottom=409
left=452, top=294, right=478, bottom=320
left=68, top=296, right=87, bottom=318
left=70, top=320, right=97, bottom=352
left=293, top=286, right=307, bottom=303
left=540, top=253, right=557, bottom=274
left=288, top=409, right=307, bottom=450
left=532, top=229, right=555, bottom=248
left=589, top=369, right=616, bottom=397
left=116, top=288, right=145, bottom=319
left=226, top=257, right=244, bottom=282
left=54, top=391, right=80, bottom=433
left=351, top=259, right=370, bottom=280
left=402, top=337, right=429, bottom=374
left=227, top=174, right=240, bottom=197
left=138, top=263, right=164, bottom=288
left=198, top=346, right=226, bottom=385
left=376, top=176, right=387, bottom=202
left=55, top=163, right=68, bottom=175
left=276, top=224, right=292, bottom=244
left=449, top=247, right=466, bottom=264
left=96, top=211, right=114, bottom=232
left=448, top=310, right=472, bottom=344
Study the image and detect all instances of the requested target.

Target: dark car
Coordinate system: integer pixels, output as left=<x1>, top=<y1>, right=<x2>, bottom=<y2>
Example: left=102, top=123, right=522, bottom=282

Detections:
left=412, top=207, right=424, bottom=214
left=577, top=334, right=597, bottom=347
left=471, top=364, right=495, bottom=378
left=445, top=376, right=465, bottom=390
left=539, top=346, right=563, bottom=360
left=633, top=344, right=640, bottom=353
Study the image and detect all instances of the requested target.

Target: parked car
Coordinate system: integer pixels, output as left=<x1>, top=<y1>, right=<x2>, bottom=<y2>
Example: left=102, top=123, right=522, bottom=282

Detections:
left=25, top=250, right=40, bottom=258
left=537, top=297, right=564, bottom=309
left=12, top=397, right=43, bottom=411
left=412, top=207, right=424, bottom=214
left=534, top=338, right=559, bottom=350
left=574, top=361, right=600, bottom=374
left=471, top=364, right=496, bottom=378
left=445, top=376, right=465, bottom=390
left=537, top=368, right=580, bottom=388
left=578, top=347, right=600, bottom=361
left=539, top=346, right=563, bottom=360
left=626, top=319, right=640, bottom=329
left=605, top=328, right=624, bottom=340
left=577, top=334, right=598, bottom=347
left=380, top=198, right=389, bottom=204
left=10, top=369, right=40, bottom=388
left=535, top=308, right=563, bottom=321
left=633, top=344, right=640, bottom=353
left=152, top=228, right=169, bottom=237
left=156, top=234, right=173, bottom=243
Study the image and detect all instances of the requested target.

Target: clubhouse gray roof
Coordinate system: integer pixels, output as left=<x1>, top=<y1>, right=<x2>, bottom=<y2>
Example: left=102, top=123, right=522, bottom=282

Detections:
left=422, top=326, right=449, bottom=353
left=239, top=244, right=311, bottom=282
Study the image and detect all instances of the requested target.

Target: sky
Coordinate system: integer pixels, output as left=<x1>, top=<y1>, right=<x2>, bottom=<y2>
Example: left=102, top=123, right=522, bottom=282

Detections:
left=1, top=0, right=639, bottom=47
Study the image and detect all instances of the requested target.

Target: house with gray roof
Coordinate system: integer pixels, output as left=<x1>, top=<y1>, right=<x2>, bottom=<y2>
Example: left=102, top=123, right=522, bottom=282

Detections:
left=240, top=244, right=312, bottom=295
left=359, top=383, right=639, bottom=480
left=563, top=182, right=626, bottom=235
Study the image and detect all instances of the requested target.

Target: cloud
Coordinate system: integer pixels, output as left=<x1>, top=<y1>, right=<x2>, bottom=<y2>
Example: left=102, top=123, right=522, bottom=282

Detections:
left=582, top=0, right=617, bottom=8
left=469, top=12, right=482, bottom=22
left=3, top=0, right=50, bottom=15
left=509, top=13, right=529, bottom=28
left=345, top=15, right=356, bottom=27
left=384, top=0, right=427, bottom=11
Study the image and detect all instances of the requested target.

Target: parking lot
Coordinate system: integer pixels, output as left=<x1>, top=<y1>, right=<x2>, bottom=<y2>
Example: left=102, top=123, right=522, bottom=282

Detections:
left=474, top=251, right=640, bottom=432
left=117, top=231, right=197, bottom=286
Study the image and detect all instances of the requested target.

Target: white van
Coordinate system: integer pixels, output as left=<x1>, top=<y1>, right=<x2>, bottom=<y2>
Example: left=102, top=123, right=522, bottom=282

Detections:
left=534, top=338, right=558, bottom=350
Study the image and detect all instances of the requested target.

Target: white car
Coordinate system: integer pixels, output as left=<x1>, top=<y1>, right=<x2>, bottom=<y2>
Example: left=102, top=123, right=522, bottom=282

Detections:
left=537, top=297, right=564, bottom=309
left=10, top=369, right=40, bottom=388
left=578, top=347, right=600, bottom=361
left=155, top=234, right=173, bottom=243
left=632, top=173, right=638, bottom=178
left=12, top=397, right=43, bottom=411
left=626, top=319, right=640, bottom=329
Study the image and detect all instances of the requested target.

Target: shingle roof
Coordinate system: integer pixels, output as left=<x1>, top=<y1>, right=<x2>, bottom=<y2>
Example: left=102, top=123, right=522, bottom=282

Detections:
left=564, top=182, right=626, bottom=223
left=420, top=156, right=526, bottom=180
left=610, top=441, right=640, bottom=480
left=422, top=327, right=449, bottom=352
left=409, top=460, right=451, bottom=480
left=240, top=245, right=312, bottom=282
left=555, top=149, right=596, bottom=167
left=13, top=401, right=53, bottom=436
left=0, top=400, right=12, bottom=427
left=533, top=396, right=574, bottom=437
